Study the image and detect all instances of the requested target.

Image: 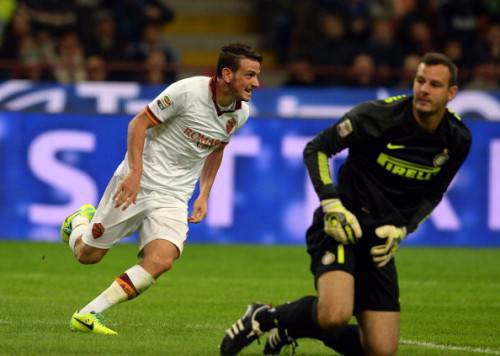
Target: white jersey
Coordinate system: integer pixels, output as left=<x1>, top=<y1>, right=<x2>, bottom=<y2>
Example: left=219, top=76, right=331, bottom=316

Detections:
left=114, top=76, right=250, bottom=204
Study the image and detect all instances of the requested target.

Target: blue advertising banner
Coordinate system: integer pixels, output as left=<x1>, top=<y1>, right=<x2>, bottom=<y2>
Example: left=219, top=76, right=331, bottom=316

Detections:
left=0, top=80, right=499, bottom=120
left=1, top=111, right=499, bottom=246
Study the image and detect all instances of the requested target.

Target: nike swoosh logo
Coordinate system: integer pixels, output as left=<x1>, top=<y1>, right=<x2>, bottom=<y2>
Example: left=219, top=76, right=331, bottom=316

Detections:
left=387, top=143, right=405, bottom=150
left=75, top=317, right=94, bottom=330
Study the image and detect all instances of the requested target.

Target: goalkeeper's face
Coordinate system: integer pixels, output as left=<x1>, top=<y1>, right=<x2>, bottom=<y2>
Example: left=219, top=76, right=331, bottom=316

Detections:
left=412, top=63, right=458, bottom=116
left=227, top=58, right=261, bottom=102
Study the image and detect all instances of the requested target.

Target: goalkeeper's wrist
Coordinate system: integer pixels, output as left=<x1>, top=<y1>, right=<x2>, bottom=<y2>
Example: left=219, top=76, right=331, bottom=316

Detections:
left=317, top=185, right=340, bottom=202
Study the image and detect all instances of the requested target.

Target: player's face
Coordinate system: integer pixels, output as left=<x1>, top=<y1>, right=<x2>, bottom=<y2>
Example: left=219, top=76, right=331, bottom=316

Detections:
left=228, top=58, right=261, bottom=102
left=412, top=63, right=457, bottom=116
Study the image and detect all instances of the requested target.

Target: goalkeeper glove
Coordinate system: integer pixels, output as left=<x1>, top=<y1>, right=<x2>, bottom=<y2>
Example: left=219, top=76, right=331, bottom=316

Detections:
left=370, top=225, right=407, bottom=268
left=321, top=199, right=362, bottom=244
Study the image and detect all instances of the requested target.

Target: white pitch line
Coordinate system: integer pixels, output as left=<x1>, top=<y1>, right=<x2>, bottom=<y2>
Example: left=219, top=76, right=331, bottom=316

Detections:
left=401, top=339, right=500, bottom=355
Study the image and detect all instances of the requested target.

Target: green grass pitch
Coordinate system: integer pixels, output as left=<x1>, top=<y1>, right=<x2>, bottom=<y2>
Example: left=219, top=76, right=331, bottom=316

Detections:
left=1, top=241, right=499, bottom=355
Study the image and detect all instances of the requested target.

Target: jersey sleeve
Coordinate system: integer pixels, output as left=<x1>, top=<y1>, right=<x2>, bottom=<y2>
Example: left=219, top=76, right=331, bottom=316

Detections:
left=303, top=105, right=372, bottom=201
left=145, top=81, right=188, bottom=126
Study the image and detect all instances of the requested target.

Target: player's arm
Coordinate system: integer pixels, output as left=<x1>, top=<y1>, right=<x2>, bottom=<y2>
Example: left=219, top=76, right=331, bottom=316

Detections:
left=113, top=111, right=156, bottom=210
left=371, top=134, right=471, bottom=267
left=303, top=117, right=362, bottom=244
left=370, top=166, right=470, bottom=269
left=371, top=176, right=455, bottom=268
left=407, top=137, right=471, bottom=233
left=304, top=114, right=363, bottom=199
left=188, top=144, right=226, bottom=223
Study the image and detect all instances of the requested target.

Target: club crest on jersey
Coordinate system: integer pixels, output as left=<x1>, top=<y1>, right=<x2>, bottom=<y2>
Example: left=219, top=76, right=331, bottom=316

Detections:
left=226, top=118, right=236, bottom=134
left=337, top=119, right=353, bottom=138
left=433, top=149, right=449, bottom=167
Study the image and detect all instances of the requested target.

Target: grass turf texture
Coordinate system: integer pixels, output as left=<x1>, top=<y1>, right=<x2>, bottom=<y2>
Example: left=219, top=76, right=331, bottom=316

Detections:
left=0, top=242, right=499, bottom=355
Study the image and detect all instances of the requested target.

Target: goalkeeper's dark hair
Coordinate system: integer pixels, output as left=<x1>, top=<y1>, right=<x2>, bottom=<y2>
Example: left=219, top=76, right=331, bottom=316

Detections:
left=216, top=43, right=262, bottom=78
left=419, top=52, right=458, bottom=87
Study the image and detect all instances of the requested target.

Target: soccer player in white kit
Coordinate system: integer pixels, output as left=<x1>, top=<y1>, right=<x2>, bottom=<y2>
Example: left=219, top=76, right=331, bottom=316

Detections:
left=60, top=43, right=263, bottom=335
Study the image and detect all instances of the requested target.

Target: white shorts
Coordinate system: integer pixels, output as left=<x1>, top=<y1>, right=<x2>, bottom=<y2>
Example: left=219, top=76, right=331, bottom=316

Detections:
left=82, top=176, right=189, bottom=254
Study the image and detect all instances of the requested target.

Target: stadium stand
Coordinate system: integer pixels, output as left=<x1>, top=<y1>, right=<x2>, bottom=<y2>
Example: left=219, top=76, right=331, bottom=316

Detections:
left=0, top=0, right=498, bottom=89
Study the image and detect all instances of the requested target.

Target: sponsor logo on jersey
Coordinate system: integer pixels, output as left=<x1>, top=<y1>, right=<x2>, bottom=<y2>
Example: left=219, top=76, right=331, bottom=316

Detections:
left=336, top=119, right=353, bottom=138
left=183, top=127, right=223, bottom=149
left=377, top=152, right=441, bottom=180
left=226, top=118, right=236, bottom=134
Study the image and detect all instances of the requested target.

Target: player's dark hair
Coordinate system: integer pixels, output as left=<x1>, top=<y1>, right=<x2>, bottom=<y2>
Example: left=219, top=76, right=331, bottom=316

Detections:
left=419, top=52, right=458, bottom=86
left=216, top=43, right=262, bottom=78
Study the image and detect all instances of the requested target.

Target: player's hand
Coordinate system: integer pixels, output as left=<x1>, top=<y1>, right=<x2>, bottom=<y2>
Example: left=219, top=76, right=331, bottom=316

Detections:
left=321, top=199, right=362, bottom=244
left=113, top=172, right=141, bottom=211
left=370, top=225, right=407, bottom=268
left=188, top=196, right=208, bottom=223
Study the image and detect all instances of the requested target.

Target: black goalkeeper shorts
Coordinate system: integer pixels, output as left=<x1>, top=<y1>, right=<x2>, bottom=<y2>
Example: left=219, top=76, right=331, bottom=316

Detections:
left=306, top=209, right=400, bottom=314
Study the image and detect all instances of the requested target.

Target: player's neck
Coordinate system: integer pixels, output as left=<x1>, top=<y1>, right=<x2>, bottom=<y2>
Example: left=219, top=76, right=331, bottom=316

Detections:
left=214, top=79, right=236, bottom=107
left=412, top=106, right=445, bottom=133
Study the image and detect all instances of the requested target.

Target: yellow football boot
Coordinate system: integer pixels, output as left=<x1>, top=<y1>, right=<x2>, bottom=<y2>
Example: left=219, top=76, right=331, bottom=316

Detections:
left=60, top=204, right=96, bottom=243
left=70, top=311, right=117, bottom=335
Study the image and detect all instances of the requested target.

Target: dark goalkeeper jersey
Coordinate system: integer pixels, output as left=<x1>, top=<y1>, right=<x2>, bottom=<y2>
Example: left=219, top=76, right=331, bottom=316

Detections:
left=303, top=95, right=472, bottom=233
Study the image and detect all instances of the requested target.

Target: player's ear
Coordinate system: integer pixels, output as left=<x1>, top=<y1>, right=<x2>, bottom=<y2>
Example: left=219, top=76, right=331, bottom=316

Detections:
left=221, top=67, right=233, bottom=84
left=447, top=84, right=458, bottom=102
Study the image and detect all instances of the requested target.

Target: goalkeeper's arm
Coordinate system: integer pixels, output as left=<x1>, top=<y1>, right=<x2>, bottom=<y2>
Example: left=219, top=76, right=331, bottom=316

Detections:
left=303, top=127, right=342, bottom=201
left=303, top=124, right=362, bottom=244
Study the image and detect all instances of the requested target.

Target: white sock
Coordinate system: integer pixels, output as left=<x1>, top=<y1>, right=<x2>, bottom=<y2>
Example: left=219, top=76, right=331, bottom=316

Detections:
left=79, top=265, right=155, bottom=314
left=72, top=215, right=89, bottom=227
left=125, top=265, right=156, bottom=293
left=79, top=281, right=126, bottom=314
left=68, top=215, right=91, bottom=252
left=69, top=225, right=87, bottom=252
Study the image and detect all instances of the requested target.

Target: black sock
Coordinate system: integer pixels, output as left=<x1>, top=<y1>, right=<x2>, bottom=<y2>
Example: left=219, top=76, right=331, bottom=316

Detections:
left=323, top=324, right=364, bottom=356
left=256, top=296, right=322, bottom=338
left=256, top=296, right=364, bottom=355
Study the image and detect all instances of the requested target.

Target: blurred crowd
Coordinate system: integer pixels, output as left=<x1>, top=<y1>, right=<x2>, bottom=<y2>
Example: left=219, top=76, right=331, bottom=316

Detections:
left=257, top=0, right=499, bottom=89
left=0, top=0, right=178, bottom=84
left=0, top=0, right=498, bottom=89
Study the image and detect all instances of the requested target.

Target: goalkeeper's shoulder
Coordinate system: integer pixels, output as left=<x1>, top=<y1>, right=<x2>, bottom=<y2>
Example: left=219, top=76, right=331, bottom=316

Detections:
left=345, top=97, right=410, bottom=138
left=446, top=109, right=472, bottom=145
